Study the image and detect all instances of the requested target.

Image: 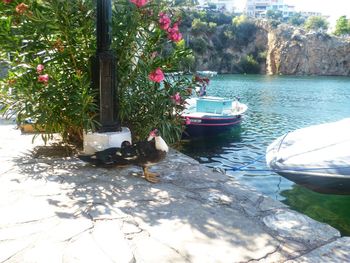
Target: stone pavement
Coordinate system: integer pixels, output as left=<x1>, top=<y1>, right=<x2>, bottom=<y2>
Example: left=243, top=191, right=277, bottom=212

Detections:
left=0, top=123, right=349, bottom=263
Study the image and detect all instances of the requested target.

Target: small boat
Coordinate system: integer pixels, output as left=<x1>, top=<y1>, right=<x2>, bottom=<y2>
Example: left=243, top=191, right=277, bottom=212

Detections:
left=266, top=118, right=350, bottom=195
left=181, top=96, right=248, bottom=138
left=165, top=71, right=184, bottom=77
left=196, top=71, right=218, bottom=77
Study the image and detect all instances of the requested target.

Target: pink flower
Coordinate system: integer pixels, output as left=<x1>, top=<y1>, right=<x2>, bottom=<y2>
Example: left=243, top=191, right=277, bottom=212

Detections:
left=149, top=68, right=164, bottom=83
left=36, top=64, right=44, bottom=74
left=168, top=30, right=182, bottom=42
left=159, top=13, right=183, bottom=42
left=38, top=74, right=49, bottom=84
left=171, top=22, right=179, bottom=31
left=167, top=22, right=182, bottom=42
left=3, top=0, right=13, bottom=4
left=130, top=0, right=147, bottom=8
left=185, top=117, right=191, bottom=125
left=159, top=12, right=171, bottom=30
left=170, top=92, right=181, bottom=105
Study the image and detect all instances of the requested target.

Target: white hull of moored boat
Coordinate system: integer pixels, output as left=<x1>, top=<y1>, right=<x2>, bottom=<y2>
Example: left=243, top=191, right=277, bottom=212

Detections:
left=266, top=118, right=350, bottom=194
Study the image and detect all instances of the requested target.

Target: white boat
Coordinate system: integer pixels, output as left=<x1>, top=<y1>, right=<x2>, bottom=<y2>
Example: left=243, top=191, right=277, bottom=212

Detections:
left=181, top=96, right=248, bottom=138
left=266, top=118, right=350, bottom=194
left=165, top=71, right=184, bottom=76
left=196, top=71, right=218, bottom=77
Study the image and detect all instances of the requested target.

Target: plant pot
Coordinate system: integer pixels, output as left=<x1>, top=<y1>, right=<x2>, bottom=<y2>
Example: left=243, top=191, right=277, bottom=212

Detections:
left=19, top=123, right=45, bottom=133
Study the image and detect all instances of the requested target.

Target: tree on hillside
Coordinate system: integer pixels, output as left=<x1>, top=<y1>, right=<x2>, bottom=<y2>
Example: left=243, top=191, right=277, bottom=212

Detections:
left=189, top=36, right=208, bottom=54
left=238, top=54, right=260, bottom=74
left=232, top=15, right=257, bottom=46
left=266, top=10, right=283, bottom=21
left=206, top=12, right=233, bottom=25
left=334, top=16, right=350, bottom=36
left=174, top=0, right=198, bottom=6
left=191, top=18, right=208, bottom=35
left=266, top=10, right=284, bottom=27
left=288, top=12, right=306, bottom=26
left=304, top=16, right=329, bottom=32
left=232, top=15, right=248, bottom=26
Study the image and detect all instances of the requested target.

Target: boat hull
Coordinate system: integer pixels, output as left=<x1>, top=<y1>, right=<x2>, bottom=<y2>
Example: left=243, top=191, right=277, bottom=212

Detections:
left=181, top=96, right=247, bottom=138
left=182, top=115, right=242, bottom=138
left=278, top=171, right=350, bottom=195
left=266, top=118, right=350, bottom=195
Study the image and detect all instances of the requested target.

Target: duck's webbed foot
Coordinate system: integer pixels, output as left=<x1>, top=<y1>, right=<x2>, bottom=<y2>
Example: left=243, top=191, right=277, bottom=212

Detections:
left=143, top=166, right=160, bottom=183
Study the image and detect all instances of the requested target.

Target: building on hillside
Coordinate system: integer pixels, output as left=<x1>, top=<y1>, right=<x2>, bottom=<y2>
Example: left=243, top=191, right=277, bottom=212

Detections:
left=267, top=1, right=295, bottom=18
left=245, top=0, right=295, bottom=19
left=244, top=0, right=326, bottom=21
left=299, top=11, right=322, bottom=18
left=214, top=0, right=234, bottom=11
left=198, top=0, right=236, bottom=12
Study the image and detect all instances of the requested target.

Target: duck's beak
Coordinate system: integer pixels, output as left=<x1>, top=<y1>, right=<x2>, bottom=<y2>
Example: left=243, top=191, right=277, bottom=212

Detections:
left=147, top=129, right=158, bottom=141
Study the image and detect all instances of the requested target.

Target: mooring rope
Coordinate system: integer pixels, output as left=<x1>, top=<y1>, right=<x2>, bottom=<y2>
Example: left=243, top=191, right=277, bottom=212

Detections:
left=229, top=154, right=266, bottom=171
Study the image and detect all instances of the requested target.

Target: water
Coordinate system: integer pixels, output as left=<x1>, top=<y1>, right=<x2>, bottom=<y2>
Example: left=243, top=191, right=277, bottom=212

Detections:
left=180, top=74, right=350, bottom=236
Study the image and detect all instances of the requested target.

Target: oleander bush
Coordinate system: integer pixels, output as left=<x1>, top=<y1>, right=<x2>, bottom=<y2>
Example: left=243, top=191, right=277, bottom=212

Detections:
left=0, top=0, right=197, bottom=145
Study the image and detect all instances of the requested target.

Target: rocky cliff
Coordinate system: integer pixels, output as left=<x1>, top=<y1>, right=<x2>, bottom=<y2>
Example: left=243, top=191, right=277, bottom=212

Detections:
left=186, top=22, right=268, bottom=74
left=266, top=25, right=350, bottom=76
left=189, top=22, right=350, bottom=76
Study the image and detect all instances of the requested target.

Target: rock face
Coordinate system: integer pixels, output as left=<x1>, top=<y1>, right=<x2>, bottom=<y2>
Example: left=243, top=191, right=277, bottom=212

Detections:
left=187, top=23, right=268, bottom=74
left=189, top=22, right=350, bottom=76
left=266, top=25, right=350, bottom=76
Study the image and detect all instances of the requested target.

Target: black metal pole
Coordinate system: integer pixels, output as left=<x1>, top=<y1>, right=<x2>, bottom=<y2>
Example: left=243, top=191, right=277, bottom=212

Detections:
left=93, top=0, right=121, bottom=132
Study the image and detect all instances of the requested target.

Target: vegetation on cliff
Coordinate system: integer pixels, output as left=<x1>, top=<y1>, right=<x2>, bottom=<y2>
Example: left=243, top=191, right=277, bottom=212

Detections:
left=180, top=10, right=265, bottom=74
left=177, top=7, right=349, bottom=75
left=334, top=16, right=350, bottom=36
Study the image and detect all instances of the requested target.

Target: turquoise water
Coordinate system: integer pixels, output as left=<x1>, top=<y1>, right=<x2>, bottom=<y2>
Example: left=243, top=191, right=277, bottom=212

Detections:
left=180, top=74, right=350, bottom=236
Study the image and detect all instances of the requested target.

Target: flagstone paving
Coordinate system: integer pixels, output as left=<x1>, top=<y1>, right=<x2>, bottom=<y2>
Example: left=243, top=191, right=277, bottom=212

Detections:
left=0, top=123, right=349, bottom=262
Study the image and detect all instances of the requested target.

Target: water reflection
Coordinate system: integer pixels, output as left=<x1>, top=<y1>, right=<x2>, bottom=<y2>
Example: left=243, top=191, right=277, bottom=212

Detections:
left=180, top=126, right=243, bottom=165
left=281, top=185, right=350, bottom=236
left=180, top=74, right=350, bottom=236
